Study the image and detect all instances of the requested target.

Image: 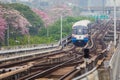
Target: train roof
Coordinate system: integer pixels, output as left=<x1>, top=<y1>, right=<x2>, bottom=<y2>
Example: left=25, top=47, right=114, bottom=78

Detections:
left=72, top=20, right=91, bottom=27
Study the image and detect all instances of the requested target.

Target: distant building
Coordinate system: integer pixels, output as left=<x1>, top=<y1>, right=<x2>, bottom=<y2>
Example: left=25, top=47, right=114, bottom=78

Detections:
left=106, top=0, right=120, bottom=7
left=28, top=0, right=33, bottom=2
left=19, top=0, right=29, bottom=2
left=79, top=0, right=88, bottom=7
left=11, top=0, right=17, bottom=2
left=0, top=0, right=12, bottom=3
left=89, top=0, right=106, bottom=7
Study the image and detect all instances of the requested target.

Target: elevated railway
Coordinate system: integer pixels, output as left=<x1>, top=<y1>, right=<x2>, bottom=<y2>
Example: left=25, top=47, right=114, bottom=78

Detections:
left=0, top=20, right=119, bottom=80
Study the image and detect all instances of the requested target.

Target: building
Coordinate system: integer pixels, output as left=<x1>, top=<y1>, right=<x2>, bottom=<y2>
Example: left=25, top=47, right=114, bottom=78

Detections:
left=106, top=0, right=120, bottom=7
left=79, top=0, right=88, bottom=7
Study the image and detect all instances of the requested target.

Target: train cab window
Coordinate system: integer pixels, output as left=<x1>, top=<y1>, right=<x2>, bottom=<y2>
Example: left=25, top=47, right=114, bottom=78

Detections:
left=83, top=29, right=88, bottom=34
left=72, top=26, right=87, bottom=35
left=72, top=29, right=77, bottom=34
left=75, top=26, right=83, bottom=35
left=77, top=29, right=82, bottom=35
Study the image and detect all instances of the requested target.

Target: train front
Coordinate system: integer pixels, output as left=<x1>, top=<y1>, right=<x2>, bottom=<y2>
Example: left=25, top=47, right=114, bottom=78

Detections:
left=71, top=21, right=89, bottom=46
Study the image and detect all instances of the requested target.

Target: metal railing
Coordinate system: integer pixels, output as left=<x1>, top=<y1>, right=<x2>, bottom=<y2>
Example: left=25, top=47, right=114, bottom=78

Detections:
left=109, top=43, right=120, bottom=80
left=0, top=35, right=71, bottom=54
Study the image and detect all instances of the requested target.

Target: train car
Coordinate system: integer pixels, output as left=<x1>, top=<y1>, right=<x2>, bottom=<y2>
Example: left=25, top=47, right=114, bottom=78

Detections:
left=71, top=20, right=91, bottom=46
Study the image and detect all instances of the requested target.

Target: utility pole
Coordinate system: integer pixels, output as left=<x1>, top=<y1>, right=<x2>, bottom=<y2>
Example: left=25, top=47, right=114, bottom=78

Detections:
left=114, top=0, right=116, bottom=47
left=87, top=0, right=91, bottom=12
left=7, top=25, right=9, bottom=46
left=103, top=0, right=105, bottom=15
left=6, top=16, right=9, bottom=46
left=60, top=15, right=63, bottom=45
left=28, top=35, right=30, bottom=45
left=47, top=27, right=49, bottom=37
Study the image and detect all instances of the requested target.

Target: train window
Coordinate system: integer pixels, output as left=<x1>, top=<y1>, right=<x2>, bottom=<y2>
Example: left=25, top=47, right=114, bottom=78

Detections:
left=72, top=29, right=77, bottom=34
left=77, top=29, right=82, bottom=35
left=72, top=26, right=88, bottom=35
left=83, top=29, right=88, bottom=34
left=76, top=26, right=83, bottom=35
left=78, top=29, right=82, bottom=33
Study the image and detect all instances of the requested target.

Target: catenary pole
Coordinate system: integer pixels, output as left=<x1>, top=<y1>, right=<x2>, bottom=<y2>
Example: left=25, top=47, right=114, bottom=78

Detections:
left=114, top=0, right=116, bottom=47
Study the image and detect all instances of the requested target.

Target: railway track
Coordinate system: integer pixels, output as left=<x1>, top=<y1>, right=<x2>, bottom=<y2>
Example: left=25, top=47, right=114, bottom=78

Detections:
left=0, top=20, right=115, bottom=80
left=61, top=20, right=113, bottom=80
left=0, top=44, right=74, bottom=68
left=19, top=55, right=82, bottom=80
left=0, top=44, right=83, bottom=80
left=20, top=21, right=111, bottom=80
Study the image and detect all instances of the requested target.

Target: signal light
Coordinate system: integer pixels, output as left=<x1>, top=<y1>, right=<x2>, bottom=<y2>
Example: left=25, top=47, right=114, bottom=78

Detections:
left=84, top=48, right=90, bottom=58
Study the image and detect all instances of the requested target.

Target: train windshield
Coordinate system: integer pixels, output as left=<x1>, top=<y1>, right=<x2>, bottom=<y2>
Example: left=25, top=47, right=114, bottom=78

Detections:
left=72, top=29, right=77, bottom=34
left=72, top=26, right=88, bottom=35
left=83, top=28, right=88, bottom=34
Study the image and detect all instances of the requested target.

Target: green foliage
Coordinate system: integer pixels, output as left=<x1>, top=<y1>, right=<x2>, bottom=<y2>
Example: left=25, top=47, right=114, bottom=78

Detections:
left=9, top=16, right=94, bottom=46
left=45, top=16, right=94, bottom=40
left=9, top=35, right=55, bottom=46
left=38, top=27, right=47, bottom=37
left=30, top=36, right=55, bottom=44
left=8, top=3, right=44, bottom=28
left=29, top=27, right=39, bottom=35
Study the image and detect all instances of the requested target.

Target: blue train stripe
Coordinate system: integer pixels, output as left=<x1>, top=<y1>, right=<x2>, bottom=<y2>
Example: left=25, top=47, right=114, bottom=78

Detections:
left=71, top=38, right=76, bottom=43
left=84, top=38, right=89, bottom=43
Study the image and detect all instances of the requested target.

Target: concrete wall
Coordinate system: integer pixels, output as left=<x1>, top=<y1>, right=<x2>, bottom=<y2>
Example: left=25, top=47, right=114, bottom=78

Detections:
left=73, top=67, right=99, bottom=80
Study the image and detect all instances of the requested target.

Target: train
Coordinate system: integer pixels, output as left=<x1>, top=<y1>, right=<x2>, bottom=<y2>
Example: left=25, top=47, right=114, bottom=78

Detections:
left=71, top=20, right=91, bottom=46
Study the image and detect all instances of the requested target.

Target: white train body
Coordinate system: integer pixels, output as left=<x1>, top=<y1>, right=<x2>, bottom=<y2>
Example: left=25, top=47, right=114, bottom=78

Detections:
left=71, top=20, right=90, bottom=46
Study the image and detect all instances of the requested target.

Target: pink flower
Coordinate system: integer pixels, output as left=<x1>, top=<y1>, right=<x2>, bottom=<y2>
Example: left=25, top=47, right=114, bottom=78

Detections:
left=0, top=17, right=7, bottom=40
left=32, top=8, right=51, bottom=27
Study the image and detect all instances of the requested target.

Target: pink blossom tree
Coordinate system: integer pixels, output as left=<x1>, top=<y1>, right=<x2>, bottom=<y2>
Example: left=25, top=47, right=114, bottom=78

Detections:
left=0, top=17, right=7, bottom=40
left=32, top=8, right=51, bottom=27
left=0, top=5, right=31, bottom=45
left=4, top=9, right=31, bottom=35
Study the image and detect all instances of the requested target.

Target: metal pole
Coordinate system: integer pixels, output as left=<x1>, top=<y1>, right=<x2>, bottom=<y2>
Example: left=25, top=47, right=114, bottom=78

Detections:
left=114, top=0, right=116, bottom=47
left=47, top=27, right=49, bottom=37
left=45, top=24, right=49, bottom=37
left=87, top=0, right=91, bottom=12
left=103, top=0, right=105, bottom=15
left=60, top=15, right=63, bottom=45
left=7, top=24, right=9, bottom=46
left=28, top=35, right=30, bottom=45
left=102, top=0, right=105, bottom=20
left=85, top=58, right=88, bottom=80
